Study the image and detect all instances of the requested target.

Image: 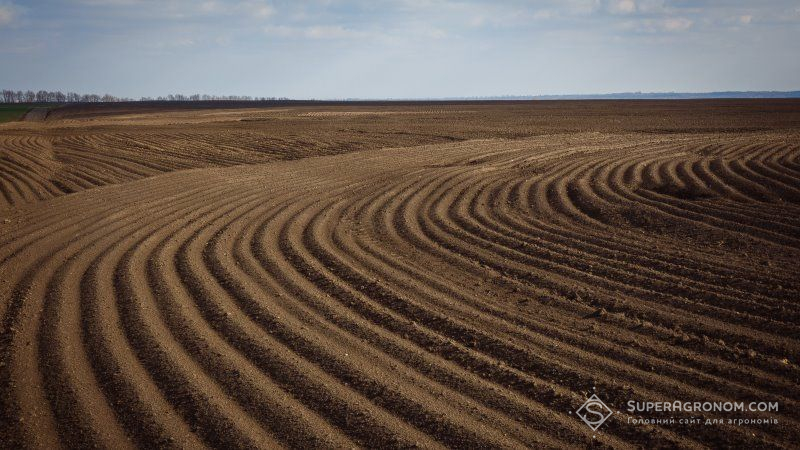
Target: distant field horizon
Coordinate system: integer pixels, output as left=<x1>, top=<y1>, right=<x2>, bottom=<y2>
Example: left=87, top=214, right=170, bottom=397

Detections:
left=3, top=89, right=800, bottom=107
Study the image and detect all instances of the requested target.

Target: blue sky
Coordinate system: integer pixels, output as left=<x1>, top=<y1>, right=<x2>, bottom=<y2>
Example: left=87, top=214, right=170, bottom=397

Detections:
left=1, top=0, right=799, bottom=98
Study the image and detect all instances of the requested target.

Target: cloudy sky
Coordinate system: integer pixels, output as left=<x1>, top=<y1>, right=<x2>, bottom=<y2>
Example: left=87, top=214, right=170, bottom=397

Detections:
left=1, top=0, right=799, bottom=98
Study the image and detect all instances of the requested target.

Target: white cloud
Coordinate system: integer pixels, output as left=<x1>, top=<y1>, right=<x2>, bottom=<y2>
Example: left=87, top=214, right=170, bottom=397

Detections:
left=622, top=16, right=693, bottom=33
left=0, top=2, right=20, bottom=27
left=305, top=25, right=367, bottom=39
left=566, top=0, right=601, bottom=15
left=76, top=0, right=140, bottom=5
left=662, top=17, right=693, bottom=31
left=634, top=0, right=668, bottom=14
left=532, top=10, right=556, bottom=20
left=425, top=28, right=447, bottom=39
left=264, top=24, right=371, bottom=40
left=468, top=15, right=486, bottom=27
left=253, top=5, right=275, bottom=18
left=262, top=25, right=299, bottom=38
left=241, top=0, right=275, bottom=18
left=609, top=0, right=636, bottom=14
left=199, top=1, right=221, bottom=13
left=154, top=37, right=197, bottom=49
left=78, top=0, right=274, bottom=20
left=198, top=1, right=274, bottom=18
left=264, top=21, right=445, bottom=42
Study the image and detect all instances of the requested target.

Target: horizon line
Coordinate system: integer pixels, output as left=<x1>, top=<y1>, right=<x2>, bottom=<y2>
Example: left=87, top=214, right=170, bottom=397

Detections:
left=3, top=89, right=800, bottom=104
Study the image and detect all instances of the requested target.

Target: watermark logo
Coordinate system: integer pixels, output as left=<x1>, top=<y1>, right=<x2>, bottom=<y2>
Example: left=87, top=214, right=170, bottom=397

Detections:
left=576, top=394, right=614, bottom=431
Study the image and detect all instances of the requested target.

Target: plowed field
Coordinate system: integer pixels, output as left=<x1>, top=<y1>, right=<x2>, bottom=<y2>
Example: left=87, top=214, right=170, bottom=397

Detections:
left=1, top=101, right=799, bottom=449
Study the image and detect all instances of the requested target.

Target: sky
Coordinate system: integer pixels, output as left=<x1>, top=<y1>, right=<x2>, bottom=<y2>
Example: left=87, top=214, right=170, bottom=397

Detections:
left=1, top=0, right=799, bottom=99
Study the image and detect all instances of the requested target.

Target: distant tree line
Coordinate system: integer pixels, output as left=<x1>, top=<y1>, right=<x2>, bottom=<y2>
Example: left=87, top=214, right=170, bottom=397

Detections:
left=1, top=89, right=289, bottom=103
left=139, top=94, right=289, bottom=101
left=1, top=90, right=131, bottom=103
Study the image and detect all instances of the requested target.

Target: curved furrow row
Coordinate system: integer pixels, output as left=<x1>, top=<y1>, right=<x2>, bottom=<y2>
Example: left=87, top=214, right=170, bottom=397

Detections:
left=382, top=157, right=792, bottom=442
left=1, top=132, right=798, bottom=448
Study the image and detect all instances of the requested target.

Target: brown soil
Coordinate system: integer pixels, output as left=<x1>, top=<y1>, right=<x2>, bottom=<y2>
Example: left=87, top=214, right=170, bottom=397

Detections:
left=1, top=100, right=799, bottom=449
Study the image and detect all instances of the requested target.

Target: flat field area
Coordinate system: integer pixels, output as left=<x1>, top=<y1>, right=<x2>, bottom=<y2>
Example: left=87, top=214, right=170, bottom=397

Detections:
left=0, top=105, right=32, bottom=124
left=0, top=100, right=799, bottom=448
